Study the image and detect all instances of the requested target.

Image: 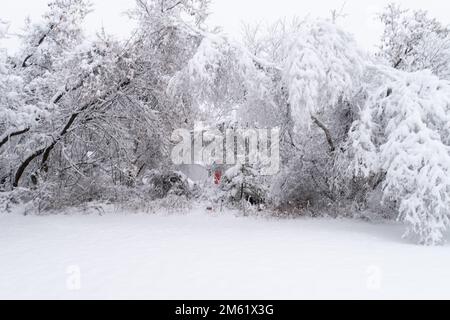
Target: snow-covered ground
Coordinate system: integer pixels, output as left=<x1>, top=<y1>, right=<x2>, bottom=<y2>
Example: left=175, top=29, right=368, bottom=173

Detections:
left=1, top=206, right=450, bottom=300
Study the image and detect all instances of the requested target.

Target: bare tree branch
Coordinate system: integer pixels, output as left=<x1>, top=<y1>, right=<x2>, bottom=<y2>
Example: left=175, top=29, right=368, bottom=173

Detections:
left=0, top=128, right=30, bottom=150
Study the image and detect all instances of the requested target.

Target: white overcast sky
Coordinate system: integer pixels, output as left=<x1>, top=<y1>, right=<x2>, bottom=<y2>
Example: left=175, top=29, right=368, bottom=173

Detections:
left=0, top=0, right=449, bottom=53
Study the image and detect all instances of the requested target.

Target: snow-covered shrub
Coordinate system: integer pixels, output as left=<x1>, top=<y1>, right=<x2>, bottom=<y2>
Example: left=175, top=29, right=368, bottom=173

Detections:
left=350, top=67, right=450, bottom=245
left=143, top=170, right=195, bottom=200
left=0, top=187, right=42, bottom=215
left=270, top=153, right=334, bottom=210
left=220, top=163, right=268, bottom=207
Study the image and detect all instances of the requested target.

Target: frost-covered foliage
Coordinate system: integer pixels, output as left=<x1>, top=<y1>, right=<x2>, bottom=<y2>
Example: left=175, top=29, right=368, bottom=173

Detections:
left=350, top=67, right=450, bottom=245
left=379, top=3, right=450, bottom=79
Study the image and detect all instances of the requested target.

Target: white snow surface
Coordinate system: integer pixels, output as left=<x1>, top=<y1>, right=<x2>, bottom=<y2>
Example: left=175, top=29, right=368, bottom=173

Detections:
left=1, top=205, right=450, bottom=300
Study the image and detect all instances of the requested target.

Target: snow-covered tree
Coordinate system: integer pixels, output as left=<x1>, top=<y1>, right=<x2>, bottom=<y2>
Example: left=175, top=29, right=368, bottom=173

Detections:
left=282, top=20, right=366, bottom=133
left=349, top=66, right=450, bottom=245
left=0, top=22, right=28, bottom=189
left=379, top=3, right=450, bottom=79
left=1, top=0, right=217, bottom=208
left=0, top=0, right=92, bottom=189
left=168, top=31, right=277, bottom=128
left=239, top=19, right=369, bottom=208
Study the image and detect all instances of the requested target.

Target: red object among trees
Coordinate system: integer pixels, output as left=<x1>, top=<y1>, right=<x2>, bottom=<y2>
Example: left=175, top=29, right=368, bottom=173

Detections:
left=214, top=170, right=222, bottom=185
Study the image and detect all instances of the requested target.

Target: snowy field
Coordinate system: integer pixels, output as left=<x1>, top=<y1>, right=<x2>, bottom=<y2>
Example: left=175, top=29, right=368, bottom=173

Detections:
left=1, top=206, right=450, bottom=300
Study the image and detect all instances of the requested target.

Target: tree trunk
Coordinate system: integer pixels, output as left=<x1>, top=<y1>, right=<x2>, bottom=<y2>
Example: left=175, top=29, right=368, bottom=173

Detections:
left=311, top=115, right=335, bottom=153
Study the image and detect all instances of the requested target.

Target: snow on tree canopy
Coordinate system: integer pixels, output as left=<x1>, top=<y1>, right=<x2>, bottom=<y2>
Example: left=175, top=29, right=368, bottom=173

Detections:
left=282, top=20, right=366, bottom=131
left=379, top=4, right=450, bottom=80
left=351, top=68, right=450, bottom=245
left=168, top=32, right=274, bottom=119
